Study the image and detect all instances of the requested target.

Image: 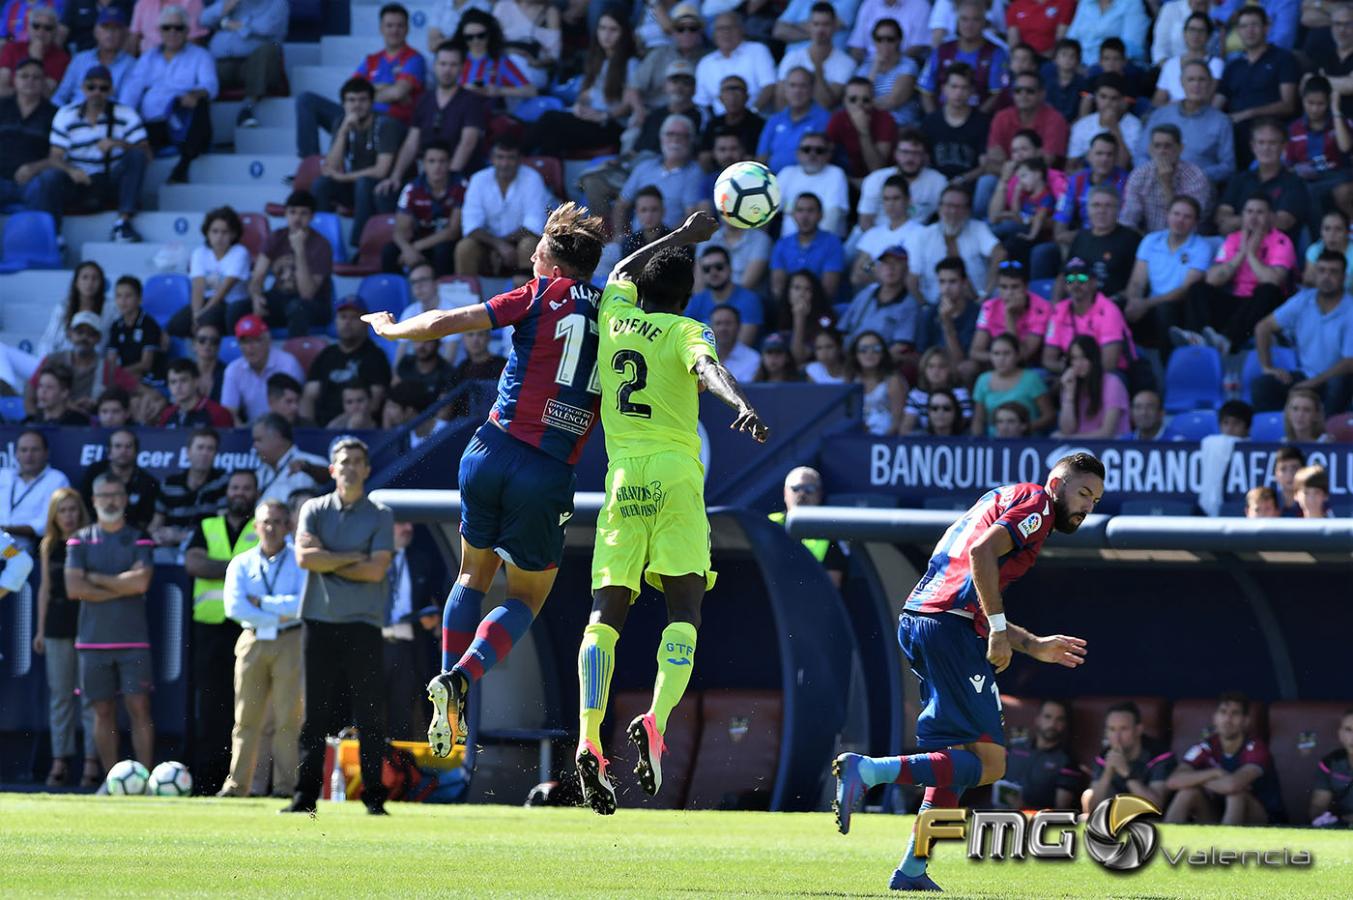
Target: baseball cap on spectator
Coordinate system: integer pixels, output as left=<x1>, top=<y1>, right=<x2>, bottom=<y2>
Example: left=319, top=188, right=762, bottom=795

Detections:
left=1063, top=257, right=1092, bottom=276
left=335, top=296, right=368, bottom=313
left=234, top=314, right=268, bottom=338
left=762, top=333, right=788, bottom=352
left=670, top=2, right=703, bottom=26
left=70, top=311, right=104, bottom=335
left=666, top=59, right=696, bottom=80
left=14, top=58, right=44, bottom=74
left=97, top=8, right=128, bottom=25
left=84, top=65, right=113, bottom=84
left=876, top=245, right=908, bottom=261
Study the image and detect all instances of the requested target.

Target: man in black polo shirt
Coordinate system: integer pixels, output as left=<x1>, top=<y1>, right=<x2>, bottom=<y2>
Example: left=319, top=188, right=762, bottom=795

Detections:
left=79, top=428, right=161, bottom=531
left=312, top=77, right=401, bottom=251
left=1217, top=6, right=1299, bottom=167
left=998, top=699, right=1082, bottom=810
left=0, top=58, right=60, bottom=215
left=302, top=297, right=392, bottom=426
left=1082, top=700, right=1175, bottom=814
left=1215, top=118, right=1310, bottom=245
left=1066, top=185, right=1141, bottom=302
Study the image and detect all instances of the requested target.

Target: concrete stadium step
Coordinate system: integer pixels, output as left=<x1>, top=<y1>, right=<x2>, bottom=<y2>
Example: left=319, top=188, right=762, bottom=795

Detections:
left=320, top=35, right=374, bottom=68
left=158, top=183, right=288, bottom=214
left=233, top=126, right=299, bottom=158
left=139, top=157, right=180, bottom=210
left=80, top=242, right=185, bottom=280
left=62, top=211, right=212, bottom=250
left=289, top=65, right=355, bottom=101
left=283, top=41, right=322, bottom=69
left=188, top=153, right=301, bottom=187
left=209, top=97, right=296, bottom=137
left=0, top=270, right=71, bottom=341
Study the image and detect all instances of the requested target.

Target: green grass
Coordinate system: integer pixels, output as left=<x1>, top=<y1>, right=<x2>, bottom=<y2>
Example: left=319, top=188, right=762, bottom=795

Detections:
left=1, top=794, right=1349, bottom=898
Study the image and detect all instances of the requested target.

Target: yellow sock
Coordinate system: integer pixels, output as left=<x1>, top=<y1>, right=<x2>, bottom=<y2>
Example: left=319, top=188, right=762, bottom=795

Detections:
left=650, top=622, right=698, bottom=734
left=577, top=622, right=619, bottom=749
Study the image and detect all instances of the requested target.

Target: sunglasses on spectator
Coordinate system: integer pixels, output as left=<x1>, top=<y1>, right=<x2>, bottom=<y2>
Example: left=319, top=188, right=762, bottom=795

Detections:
left=161, top=23, right=187, bottom=31
left=789, top=484, right=819, bottom=493
left=1064, top=273, right=1090, bottom=283
left=701, top=263, right=727, bottom=273
left=799, top=145, right=828, bottom=155
left=30, top=22, right=55, bottom=31
left=929, top=404, right=955, bottom=413
left=846, top=95, right=871, bottom=105
left=463, top=30, right=488, bottom=40
left=997, top=259, right=1024, bottom=270
left=85, top=82, right=112, bottom=93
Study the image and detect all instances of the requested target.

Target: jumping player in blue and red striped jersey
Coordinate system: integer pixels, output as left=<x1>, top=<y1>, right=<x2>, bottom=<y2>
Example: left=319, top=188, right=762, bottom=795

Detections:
left=363, top=202, right=608, bottom=757
left=833, top=452, right=1105, bottom=892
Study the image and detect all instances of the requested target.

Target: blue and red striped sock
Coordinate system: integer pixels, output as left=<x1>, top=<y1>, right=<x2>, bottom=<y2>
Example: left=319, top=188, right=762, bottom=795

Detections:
left=440, top=583, right=485, bottom=672
left=858, top=748, right=982, bottom=789
left=455, top=598, right=535, bottom=683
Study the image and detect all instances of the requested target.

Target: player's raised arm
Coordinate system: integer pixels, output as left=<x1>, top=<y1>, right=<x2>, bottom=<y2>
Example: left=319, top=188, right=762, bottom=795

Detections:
left=968, top=523, right=1013, bottom=671
left=361, top=305, right=492, bottom=342
left=693, top=356, right=769, bottom=443
left=610, top=210, right=720, bottom=283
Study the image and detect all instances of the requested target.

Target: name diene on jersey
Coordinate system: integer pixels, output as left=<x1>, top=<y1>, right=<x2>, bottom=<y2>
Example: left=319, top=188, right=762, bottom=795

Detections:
left=610, top=316, right=666, bottom=341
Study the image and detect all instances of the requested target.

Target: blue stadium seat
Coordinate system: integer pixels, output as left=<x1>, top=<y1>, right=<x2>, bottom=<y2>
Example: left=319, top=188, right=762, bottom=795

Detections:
left=168, top=337, right=192, bottom=361
left=1028, top=278, right=1055, bottom=299
left=356, top=273, right=412, bottom=316
left=1251, top=410, right=1285, bottom=442
left=0, top=211, right=62, bottom=272
left=142, top=273, right=192, bottom=326
left=1240, top=346, right=1298, bottom=403
left=219, top=336, right=242, bottom=365
left=1162, top=346, right=1223, bottom=412
left=513, top=95, right=565, bottom=123
left=310, top=212, right=347, bottom=264
left=0, top=395, right=26, bottom=423
left=1161, top=409, right=1219, bottom=441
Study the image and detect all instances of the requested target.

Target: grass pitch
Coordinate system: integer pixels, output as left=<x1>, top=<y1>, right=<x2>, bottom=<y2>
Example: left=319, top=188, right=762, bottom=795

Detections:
left=1, top=794, right=1350, bottom=898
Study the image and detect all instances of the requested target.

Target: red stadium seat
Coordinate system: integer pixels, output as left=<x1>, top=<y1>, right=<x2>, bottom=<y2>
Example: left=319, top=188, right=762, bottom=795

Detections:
left=524, top=155, right=564, bottom=199
left=1266, top=701, right=1350, bottom=825
left=607, top=690, right=702, bottom=810
left=684, top=690, right=782, bottom=810
left=283, top=336, right=330, bottom=374
left=265, top=155, right=324, bottom=216
left=333, top=214, right=396, bottom=277
left=1071, top=696, right=1169, bottom=769
left=1326, top=412, right=1353, bottom=443
left=237, top=211, right=271, bottom=258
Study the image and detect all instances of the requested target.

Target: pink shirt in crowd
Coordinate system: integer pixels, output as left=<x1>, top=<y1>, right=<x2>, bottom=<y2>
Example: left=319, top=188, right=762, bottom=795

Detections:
left=1044, top=293, right=1136, bottom=370
left=976, top=291, right=1052, bottom=340
left=1214, top=228, right=1296, bottom=298
left=1074, top=373, right=1130, bottom=436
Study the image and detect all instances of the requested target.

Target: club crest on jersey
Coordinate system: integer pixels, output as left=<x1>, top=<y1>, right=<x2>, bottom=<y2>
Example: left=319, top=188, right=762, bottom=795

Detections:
left=1017, top=512, right=1042, bottom=538
left=701, top=327, right=716, bottom=347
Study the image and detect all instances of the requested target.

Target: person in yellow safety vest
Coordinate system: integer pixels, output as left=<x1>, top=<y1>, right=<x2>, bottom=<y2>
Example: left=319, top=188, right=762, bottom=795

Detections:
left=183, top=469, right=260, bottom=796
left=768, top=466, right=848, bottom=588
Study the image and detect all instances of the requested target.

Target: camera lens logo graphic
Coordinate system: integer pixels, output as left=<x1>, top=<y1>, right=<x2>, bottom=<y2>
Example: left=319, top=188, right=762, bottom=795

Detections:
left=1085, top=795, right=1161, bottom=872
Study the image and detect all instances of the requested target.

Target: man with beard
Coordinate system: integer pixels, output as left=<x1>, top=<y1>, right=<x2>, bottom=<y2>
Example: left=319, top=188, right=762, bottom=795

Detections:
left=833, top=452, right=1104, bottom=892
left=998, top=698, right=1083, bottom=810
left=183, top=469, right=260, bottom=795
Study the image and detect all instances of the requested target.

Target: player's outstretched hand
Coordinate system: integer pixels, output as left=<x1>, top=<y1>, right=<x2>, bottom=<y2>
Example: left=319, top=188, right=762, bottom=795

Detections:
left=680, top=209, right=720, bottom=243
left=361, top=311, right=396, bottom=337
left=1030, top=634, right=1087, bottom=668
left=732, top=407, right=769, bottom=443
left=986, top=631, right=1012, bottom=673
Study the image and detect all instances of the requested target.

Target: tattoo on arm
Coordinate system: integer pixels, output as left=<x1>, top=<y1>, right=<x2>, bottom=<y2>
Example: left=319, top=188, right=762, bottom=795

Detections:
left=695, top=356, right=749, bottom=411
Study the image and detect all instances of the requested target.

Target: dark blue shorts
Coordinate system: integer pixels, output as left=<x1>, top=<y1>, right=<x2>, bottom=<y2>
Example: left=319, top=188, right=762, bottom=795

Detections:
left=458, top=423, right=577, bottom=572
left=898, top=611, right=1005, bottom=750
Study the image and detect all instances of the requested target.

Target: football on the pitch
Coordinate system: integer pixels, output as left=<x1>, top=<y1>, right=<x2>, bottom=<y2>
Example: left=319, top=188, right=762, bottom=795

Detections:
left=714, top=161, right=781, bottom=229
left=104, top=759, right=150, bottom=795
left=147, top=761, right=193, bottom=797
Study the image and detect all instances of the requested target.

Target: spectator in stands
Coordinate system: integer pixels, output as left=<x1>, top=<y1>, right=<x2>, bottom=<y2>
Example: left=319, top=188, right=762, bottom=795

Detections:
left=1215, top=119, right=1309, bottom=243
left=119, top=4, right=218, bottom=185
left=920, top=386, right=966, bottom=436
left=970, top=333, right=1053, bottom=436
left=969, top=260, right=1050, bottom=369
left=1166, top=692, right=1284, bottom=825
left=219, top=496, right=303, bottom=798
left=1123, top=196, right=1209, bottom=352
left=192, top=321, right=225, bottom=401
left=991, top=400, right=1031, bottom=438
left=64, top=2, right=135, bottom=53
left=1082, top=700, right=1174, bottom=814
left=1250, top=251, right=1353, bottom=415
left=31, top=314, right=138, bottom=415
left=1285, top=391, right=1331, bottom=445
left=0, top=4, right=68, bottom=99
left=827, top=76, right=897, bottom=186
left=1140, top=61, right=1235, bottom=186
left=1285, top=78, right=1353, bottom=214
left=0, top=429, right=70, bottom=554
left=173, top=205, right=250, bottom=338
left=1173, top=194, right=1294, bottom=356
left=151, top=426, right=228, bottom=546
left=311, top=78, right=400, bottom=254
left=769, top=466, right=847, bottom=588
left=709, top=304, right=759, bottom=384
left=632, top=3, right=707, bottom=106
left=849, top=175, right=921, bottom=290
left=839, top=245, right=917, bottom=352
left=448, top=326, right=504, bottom=384
left=1055, top=334, right=1129, bottom=437
left=160, top=358, right=233, bottom=427
left=1217, top=7, right=1298, bottom=167
left=454, top=137, right=547, bottom=278
left=756, top=67, right=829, bottom=175
left=183, top=466, right=258, bottom=795
left=1067, top=75, right=1139, bottom=170
left=1118, top=125, right=1210, bottom=236
left=54, top=9, right=132, bottom=108
left=754, top=334, right=802, bottom=383
left=915, top=256, right=980, bottom=370
left=265, top=372, right=313, bottom=427
left=920, top=65, right=988, bottom=188
left=1006, top=0, right=1074, bottom=57
left=236, top=190, right=335, bottom=337
left=774, top=4, right=853, bottom=112
left=771, top=192, right=844, bottom=306
left=697, top=214, right=771, bottom=295
left=128, top=0, right=205, bottom=52
left=1310, top=709, right=1353, bottom=827
left=65, top=472, right=156, bottom=774
left=393, top=262, right=462, bottom=366
left=687, top=245, right=762, bottom=343
left=34, top=487, right=96, bottom=788
left=1245, top=485, right=1279, bottom=518
left=1064, top=187, right=1140, bottom=305
left=985, top=70, right=1069, bottom=176
left=95, top=387, right=131, bottom=428
left=382, top=381, right=448, bottom=447
left=26, top=362, right=92, bottom=425
left=776, top=132, right=850, bottom=241
left=612, top=114, right=702, bottom=237
left=492, top=0, right=559, bottom=91
left=1305, top=210, right=1353, bottom=294
left=694, top=11, right=775, bottom=113
left=132, top=384, right=167, bottom=425
left=917, top=0, right=1007, bottom=115
left=614, top=186, right=668, bottom=259
left=1272, top=445, right=1306, bottom=515
left=303, top=297, right=393, bottom=426
left=295, top=2, right=424, bottom=159
left=998, top=699, right=1081, bottom=810
left=1065, top=0, right=1147, bottom=65
left=38, top=264, right=111, bottom=360
left=1152, top=10, right=1219, bottom=98
left=909, top=185, right=1003, bottom=304
left=853, top=17, right=918, bottom=128
left=847, top=0, right=930, bottom=57
left=0, top=59, right=58, bottom=216
left=383, top=141, right=461, bottom=276
left=326, top=382, right=378, bottom=431
left=1315, top=3, right=1353, bottom=118
left=900, top=350, right=968, bottom=434
left=803, top=326, right=846, bottom=384
left=393, top=337, right=453, bottom=399
left=220, top=314, right=304, bottom=424
left=848, top=329, right=907, bottom=435
left=449, top=10, right=534, bottom=110
left=987, top=157, right=1056, bottom=267
left=380, top=42, right=482, bottom=199
left=1038, top=38, right=1088, bottom=125
left=1128, top=388, right=1165, bottom=440
left=252, top=412, right=328, bottom=503
left=1218, top=399, right=1253, bottom=438
left=106, top=276, right=162, bottom=382
left=426, top=0, right=489, bottom=56
left=858, top=131, right=945, bottom=231
left=1052, top=133, right=1128, bottom=263
left=697, top=80, right=761, bottom=172
left=1044, top=258, right=1135, bottom=376
left=200, top=0, right=286, bottom=129
left=79, top=429, right=160, bottom=530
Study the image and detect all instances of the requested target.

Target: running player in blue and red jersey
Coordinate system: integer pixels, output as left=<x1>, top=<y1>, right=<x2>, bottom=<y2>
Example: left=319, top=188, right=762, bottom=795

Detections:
left=363, top=202, right=608, bottom=757
left=833, top=452, right=1105, bottom=892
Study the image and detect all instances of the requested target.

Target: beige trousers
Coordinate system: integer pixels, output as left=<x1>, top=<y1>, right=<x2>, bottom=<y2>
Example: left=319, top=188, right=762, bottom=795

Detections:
left=219, top=626, right=303, bottom=797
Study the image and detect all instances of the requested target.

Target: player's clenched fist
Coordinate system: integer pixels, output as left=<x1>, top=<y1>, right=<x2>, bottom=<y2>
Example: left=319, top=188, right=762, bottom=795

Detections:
left=986, top=630, right=1012, bottom=673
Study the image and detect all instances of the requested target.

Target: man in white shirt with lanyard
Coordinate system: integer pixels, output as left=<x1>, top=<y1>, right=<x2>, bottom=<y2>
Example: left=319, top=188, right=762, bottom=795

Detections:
left=0, top=430, right=71, bottom=553
left=251, top=413, right=328, bottom=503
left=219, top=498, right=305, bottom=798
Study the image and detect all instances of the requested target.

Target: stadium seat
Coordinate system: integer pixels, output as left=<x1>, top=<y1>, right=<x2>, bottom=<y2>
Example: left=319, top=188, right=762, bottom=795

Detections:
left=1251, top=410, right=1286, bottom=442
left=333, top=214, right=395, bottom=277
left=142, top=273, right=192, bottom=326
left=356, top=273, right=411, bottom=315
left=524, top=155, right=564, bottom=199
left=684, top=690, right=782, bottom=810
left=1071, top=696, right=1170, bottom=770
left=438, top=274, right=482, bottom=299
left=264, top=155, right=324, bottom=216
left=512, top=95, right=565, bottom=123
left=0, top=395, right=26, bottom=423
left=0, top=211, right=62, bottom=272
left=168, top=337, right=192, bottom=361
left=1029, top=278, right=1055, bottom=299
left=219, top=336, right=242, bottom=365
left=283, top=336, right=330, bottom=373
left=1267, top=701, right=1351, bottom=825
left=310, top=212, right=347, bottom=264
left=1240, top=346, right=1297, bottom=404
left=238, top=212, right=271, bottom=258
left=1162, top=346, right=1223, bottom=412
left=1160, top=409, right=1219, bottom=442
left=608, top=691, right=702, bottom=810
left=1325, top=412, right=1353, bottom=442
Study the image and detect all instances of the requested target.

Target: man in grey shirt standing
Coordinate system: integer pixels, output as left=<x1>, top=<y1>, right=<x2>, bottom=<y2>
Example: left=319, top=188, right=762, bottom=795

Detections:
left=65, top=473, right=156, bottom=780
left=284, top=437, right=394, bottom=815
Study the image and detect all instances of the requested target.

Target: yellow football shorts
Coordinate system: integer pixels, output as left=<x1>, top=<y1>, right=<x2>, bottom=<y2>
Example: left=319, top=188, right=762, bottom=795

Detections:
left=590, top=451, right=716, bottom=598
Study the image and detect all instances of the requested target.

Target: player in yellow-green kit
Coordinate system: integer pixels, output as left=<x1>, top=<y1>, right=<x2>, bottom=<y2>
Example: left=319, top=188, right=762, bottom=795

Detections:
left=575, top=211, right=770, bottom=815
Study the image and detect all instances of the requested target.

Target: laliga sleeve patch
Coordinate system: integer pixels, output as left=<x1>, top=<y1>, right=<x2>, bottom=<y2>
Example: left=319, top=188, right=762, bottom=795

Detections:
left=701, top=327, right=716, bottom=348
left=1017, top=512, right=1042, bottom=539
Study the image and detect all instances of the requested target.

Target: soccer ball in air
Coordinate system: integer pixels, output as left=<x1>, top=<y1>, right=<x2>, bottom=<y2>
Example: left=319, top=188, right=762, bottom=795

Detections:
left=714, top=161, right=781, bottom=229
left=148, top=761, right=194, bottom=796
left=104, top=759, right=150, bottom=795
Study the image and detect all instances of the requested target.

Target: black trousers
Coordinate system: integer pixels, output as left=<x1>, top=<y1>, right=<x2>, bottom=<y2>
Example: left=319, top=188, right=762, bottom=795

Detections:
left=521, top=110, right=621, bottom=157
left=191, top=619, right=242, bottom=796
left=146, top=102, right=213, bottom=168
left=381, top=637, right=421, bottom=743
left=295, top=620, right=388, bottom=808
left=1180, top=282, right=1286, bottom=349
